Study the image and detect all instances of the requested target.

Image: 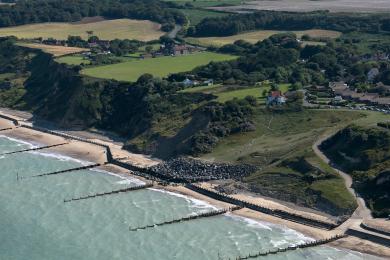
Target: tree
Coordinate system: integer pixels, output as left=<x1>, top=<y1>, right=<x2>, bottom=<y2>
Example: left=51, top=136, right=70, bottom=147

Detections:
left=270, top=83, right=279, bottom=91
left=145, top=46, right=153, bottom=54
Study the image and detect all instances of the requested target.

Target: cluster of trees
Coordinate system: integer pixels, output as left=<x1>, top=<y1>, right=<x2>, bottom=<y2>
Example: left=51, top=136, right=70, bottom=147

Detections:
left=66, top=35, right=142, bottom=56
left=173, top=33, right=389, bottom=88
left=0, top=37, right=30, bottom=74
left=0, top=0, right=186, bottom=28
left=171, top=33, right=342, bottom=86
left=191, top=97, right=256, bottom=154
left=189, top=11, right=390, bottom=37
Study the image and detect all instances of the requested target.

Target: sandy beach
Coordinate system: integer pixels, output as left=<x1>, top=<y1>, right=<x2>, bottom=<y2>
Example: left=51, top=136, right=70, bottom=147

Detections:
left=0, top=116, right=389, bottom=258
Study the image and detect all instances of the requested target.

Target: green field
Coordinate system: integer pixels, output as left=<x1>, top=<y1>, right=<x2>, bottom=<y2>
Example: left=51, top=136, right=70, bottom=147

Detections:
left=0, top=19, right=163, bottom=41
left=216, top=84, right=290, bottom=103
left=81, top=52, right=237, bottom=82
left=176, top=8, right=229, bottom=25
left=186, top=29, right=341, bottom=47
left=56, top=55, right=90, bottom=65
left=181, top=83, right=290, bottom=103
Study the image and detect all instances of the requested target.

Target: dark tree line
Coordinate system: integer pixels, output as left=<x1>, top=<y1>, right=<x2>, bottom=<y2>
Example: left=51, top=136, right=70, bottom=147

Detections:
left=0, top=0, right=186, bottom=28
left=189, top=10, right=390, bottom=37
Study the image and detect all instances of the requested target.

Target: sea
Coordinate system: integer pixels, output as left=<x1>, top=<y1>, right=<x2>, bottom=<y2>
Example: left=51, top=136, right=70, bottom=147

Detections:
left=0, top=135, right=383, bottom=260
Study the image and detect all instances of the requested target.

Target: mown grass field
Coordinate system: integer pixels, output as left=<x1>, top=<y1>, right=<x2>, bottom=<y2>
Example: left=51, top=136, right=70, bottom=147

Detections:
left=181, top=83, right=290, bottom=103
left=18, top=43, right=88, bottom=57
left=186, top=29, right=341, bottom=46
left=56, top=55, right=90, bottom=65
left=0, top=19, right=164, bottom=41
left=82, top=52, right=237, bottom=82
left=175, top=8, right=229, bottom=25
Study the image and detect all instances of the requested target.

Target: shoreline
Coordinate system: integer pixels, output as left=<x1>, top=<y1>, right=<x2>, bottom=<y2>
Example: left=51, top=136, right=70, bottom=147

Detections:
left=0, top=118, right=389, bottom=258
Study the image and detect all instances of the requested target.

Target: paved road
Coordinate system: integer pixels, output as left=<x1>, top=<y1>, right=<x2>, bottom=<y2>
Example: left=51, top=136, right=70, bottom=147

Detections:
left=167, top=25, right=182, bottom=39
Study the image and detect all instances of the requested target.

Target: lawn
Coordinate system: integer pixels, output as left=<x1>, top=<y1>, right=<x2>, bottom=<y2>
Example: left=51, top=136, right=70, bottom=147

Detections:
left=186, top=29, right=341, bottom=46
left=18, top=43, right=88, bottom=57
left=181, top=83, right=290, bottom=103
left=216, top=84, right=290, bottom=103
left=81, top=51, right=237, bottom=82
left=56, top=55, right=90, bottom=65
left=0, top=19, right=164, bottom=41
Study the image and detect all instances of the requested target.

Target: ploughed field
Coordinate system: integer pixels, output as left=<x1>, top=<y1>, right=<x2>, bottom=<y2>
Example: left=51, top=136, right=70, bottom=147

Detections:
left=81, top=52, right=237, bottom=82
left=211, top=0, right=390, bottom=13
left=186, top=29, right=341, bottom=47
left=0, top=19, right=164, bottom=41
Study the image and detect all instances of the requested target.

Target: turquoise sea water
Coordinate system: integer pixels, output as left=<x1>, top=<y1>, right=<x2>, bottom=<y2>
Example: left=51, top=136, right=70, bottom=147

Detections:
left=0, top=136, right=382, bottom=260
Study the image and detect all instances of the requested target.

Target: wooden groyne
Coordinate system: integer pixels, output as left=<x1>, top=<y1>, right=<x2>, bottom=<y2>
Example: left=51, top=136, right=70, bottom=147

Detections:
left=24, top=163, right=101, bottom=179
left=185, top=184, right=338, bottom=230
left=64, top=183, right=153, bottom=202
left=21, top=125, right=109, bottom=149
left=0, top=127, right=13, bottom=131
left=235, top=234, right=346, bottom=259
left=129, top=206, right=242, bottom=231
left=0, top=113, right=19, bottom=126
left=0, top=142, right=68, bottom=156
left=346, top=228, right=390, bottom=247
left=360, top=223, right=390, bottom=237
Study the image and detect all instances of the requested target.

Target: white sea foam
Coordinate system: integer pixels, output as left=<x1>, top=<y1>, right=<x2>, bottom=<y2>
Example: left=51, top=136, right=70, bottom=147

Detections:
left=148, top=188, right=217, bottom=210
left=91, top=168, right=145, bottom=186
left=225, top=213, right=273, bottom=231
left=0, top=135, right=38, bottom=148
left=270, top=239, right=289, bottom=247
left=30, top=151, right=92, bottom=166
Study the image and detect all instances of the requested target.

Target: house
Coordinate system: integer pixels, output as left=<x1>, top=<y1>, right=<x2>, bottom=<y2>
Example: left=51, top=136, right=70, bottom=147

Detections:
left=375, top=97, right=390, bottom=107
left=203, top=79, right=214, bottom=86
left=266, top=91, right=286, bottom=106
left=172, top=45, right=189, bottom=56
left=182, top=78, right=199, bottom=87
left=329, top=82, right=349, bottom=95
left=367, top=68, right=379, bottom=83
left=333, top=95, right=343, bottom=103
left=358, top=93, right=380, bottom=104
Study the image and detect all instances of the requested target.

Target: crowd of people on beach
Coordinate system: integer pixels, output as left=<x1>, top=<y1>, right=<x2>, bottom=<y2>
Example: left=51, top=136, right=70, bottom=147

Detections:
left=150, top=157, right=257, bottom=182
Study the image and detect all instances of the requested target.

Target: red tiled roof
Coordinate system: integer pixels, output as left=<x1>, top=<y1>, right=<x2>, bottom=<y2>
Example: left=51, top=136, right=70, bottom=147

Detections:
left=270, top=91, right=283, bottom=97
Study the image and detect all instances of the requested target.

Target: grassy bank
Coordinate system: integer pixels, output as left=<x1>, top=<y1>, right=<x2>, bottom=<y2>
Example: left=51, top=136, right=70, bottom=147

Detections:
left=200, top=109, right=389, bottom=215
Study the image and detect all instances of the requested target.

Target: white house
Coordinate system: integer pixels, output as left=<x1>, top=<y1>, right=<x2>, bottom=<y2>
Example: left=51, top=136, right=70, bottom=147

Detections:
left=266, top=91, right=286, bottom=105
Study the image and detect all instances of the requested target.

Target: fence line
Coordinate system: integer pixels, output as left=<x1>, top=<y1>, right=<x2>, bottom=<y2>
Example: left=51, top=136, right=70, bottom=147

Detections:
left=64, top=183, right=153, bottom=202
left=129, top=206, right=242, bottom=231
left=0, top=142, right=68, bottom=156
left=23, top=164, right=101, bottom=179
left=185, top=184, right=338, bottom=230
left=235, top=234, right=346, bottom=259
